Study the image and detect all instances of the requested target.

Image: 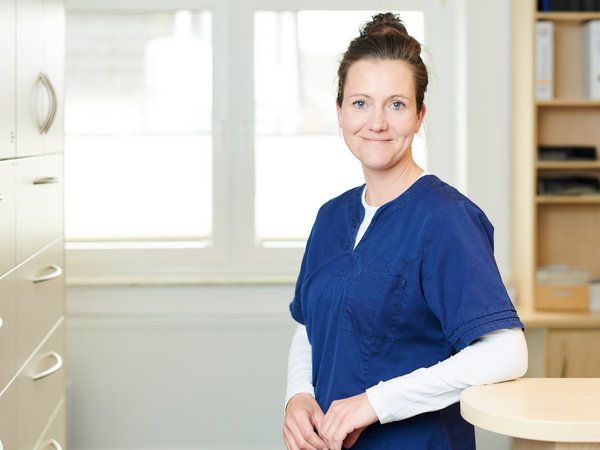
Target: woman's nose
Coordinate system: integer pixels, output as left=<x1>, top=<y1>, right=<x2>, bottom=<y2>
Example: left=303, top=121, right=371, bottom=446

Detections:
left=368, top=109, right=388, bottom=132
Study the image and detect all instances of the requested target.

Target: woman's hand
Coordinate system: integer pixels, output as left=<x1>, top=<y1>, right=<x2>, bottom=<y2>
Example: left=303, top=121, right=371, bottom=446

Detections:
left=318, top=393, right=378, bottom=450
left=283, top=393, right=328, bottom=450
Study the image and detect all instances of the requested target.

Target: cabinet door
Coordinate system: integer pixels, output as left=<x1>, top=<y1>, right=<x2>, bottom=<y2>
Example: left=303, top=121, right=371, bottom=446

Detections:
left=15, top=154, right=63, bottom=264
left=41, top=0, right=64, bottom=155
left=546, top=329, right=600, bottom=377
left=0, top=381, right=16, bottom=450
left=0, top=273, right=16, bottom=392
left=16, top=0, right=44, bottom=158
left=17, top=320, right=65, bottom=450
left=15, top=240, right=64, bottom=368
left=0, top=160, right=16, bottom=276
left=0, top=0, right=16, bottom=159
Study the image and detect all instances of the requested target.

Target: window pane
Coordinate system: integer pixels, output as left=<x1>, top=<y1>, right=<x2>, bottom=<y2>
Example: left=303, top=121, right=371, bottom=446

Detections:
left=65, top=11, right=212, bottom=242
left=254, top=10, right=426, bottom=244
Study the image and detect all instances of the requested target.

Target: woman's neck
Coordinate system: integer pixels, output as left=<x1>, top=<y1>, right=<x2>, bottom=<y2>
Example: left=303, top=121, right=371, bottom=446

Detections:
left=363, top=160, right=424, bottom=207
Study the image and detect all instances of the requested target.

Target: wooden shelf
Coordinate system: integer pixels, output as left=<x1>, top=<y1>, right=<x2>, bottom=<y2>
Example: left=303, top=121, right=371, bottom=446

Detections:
left=536, top=195, right=600, bottom=204
left=537, top=99, right=600, bottom=107
left=536, top=161, right=600, bottom=170
left=536, top=11, right=600, bottom=21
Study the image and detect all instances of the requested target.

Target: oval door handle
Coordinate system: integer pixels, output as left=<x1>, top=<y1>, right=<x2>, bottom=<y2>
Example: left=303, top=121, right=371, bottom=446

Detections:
left=32, top=351, right=63, bottom=381
left=32, top=264, right=63, bottom=283
left=33, top=177, right=60, bottom=185
left=48, top=439, right=63, bottom=450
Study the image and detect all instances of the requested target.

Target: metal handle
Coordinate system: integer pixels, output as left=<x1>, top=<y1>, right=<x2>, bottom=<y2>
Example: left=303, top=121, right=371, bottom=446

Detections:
left=0, top=317, right=3, bottom=330
left=48, top=439, right=63, bottom=450
left=39, top=72, right=57, bottom=134
left=32, top=264, right=63, bottom=283
left=1, top=438, right=3, bottom=450
left=33, top=176, right=60, bottom=185
left=0, top=193, right=4, bottom=202
left=32, top=351, right=63, bottom=381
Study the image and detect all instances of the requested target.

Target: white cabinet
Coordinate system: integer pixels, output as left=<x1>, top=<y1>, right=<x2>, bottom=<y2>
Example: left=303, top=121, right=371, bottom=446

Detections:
left=16, top=0, right=64, bottom=158
left=16, top=155, right=64, bottom=264
left=0, top=0, right=65, bottom=448
left=0, top=0, right=16, bottom=159
left=0, top=160, right=16, bottom=276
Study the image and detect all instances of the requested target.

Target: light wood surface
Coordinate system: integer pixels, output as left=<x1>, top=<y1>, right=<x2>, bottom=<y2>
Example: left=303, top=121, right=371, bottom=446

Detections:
left=461, top=378, right=600, bottom=443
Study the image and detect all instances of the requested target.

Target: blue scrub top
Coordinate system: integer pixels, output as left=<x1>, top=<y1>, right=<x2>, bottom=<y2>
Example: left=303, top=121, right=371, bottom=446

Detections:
left=289, top=175, right=523, bottom=450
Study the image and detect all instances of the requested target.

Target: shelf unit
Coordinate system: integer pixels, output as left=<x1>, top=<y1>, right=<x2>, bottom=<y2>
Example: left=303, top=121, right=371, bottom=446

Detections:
left=512, top=1, right=600, bottom=314
left=513, top=1, right=600, bottom=378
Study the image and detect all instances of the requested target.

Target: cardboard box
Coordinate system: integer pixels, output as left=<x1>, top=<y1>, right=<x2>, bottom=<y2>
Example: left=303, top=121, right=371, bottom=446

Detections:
left=535, top=284, right=589, bottom=312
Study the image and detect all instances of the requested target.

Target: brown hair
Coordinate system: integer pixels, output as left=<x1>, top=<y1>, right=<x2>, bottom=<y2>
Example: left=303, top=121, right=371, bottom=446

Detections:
left=336, top=12, right=428, bottom=113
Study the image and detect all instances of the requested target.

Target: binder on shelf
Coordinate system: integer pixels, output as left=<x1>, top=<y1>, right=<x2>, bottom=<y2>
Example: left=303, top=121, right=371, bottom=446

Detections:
left=583, top=20, right=600, bottom=100
left=536, top=21, right=553, bottom=100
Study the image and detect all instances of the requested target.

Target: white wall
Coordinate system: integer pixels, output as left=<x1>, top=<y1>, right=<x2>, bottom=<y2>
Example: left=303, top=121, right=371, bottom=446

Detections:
left=65, top=1, right=518, bottom=449
left=66, top=284, right=295, bottom=450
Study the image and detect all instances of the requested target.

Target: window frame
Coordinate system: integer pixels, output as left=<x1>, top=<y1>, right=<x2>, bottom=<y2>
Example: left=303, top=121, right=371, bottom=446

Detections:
left=64, top=0, right=454, bottom=285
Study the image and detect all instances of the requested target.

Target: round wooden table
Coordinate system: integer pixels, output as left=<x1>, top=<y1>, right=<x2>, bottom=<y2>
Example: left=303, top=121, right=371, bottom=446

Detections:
left=461, top=378, right=600, bottom=449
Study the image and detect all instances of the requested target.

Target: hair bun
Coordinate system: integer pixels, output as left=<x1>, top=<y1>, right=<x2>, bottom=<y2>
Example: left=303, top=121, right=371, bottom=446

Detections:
left=360, top=12, right=408, bottom=38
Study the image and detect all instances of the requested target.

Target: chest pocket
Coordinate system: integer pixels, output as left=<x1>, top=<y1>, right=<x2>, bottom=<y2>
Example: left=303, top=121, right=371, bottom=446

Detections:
left=342, top=267, right=406, bottom=342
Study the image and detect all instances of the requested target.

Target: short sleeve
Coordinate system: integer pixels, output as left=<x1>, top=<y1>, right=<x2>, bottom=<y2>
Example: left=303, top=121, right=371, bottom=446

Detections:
left=421, top=200, right=523, bottom=351
left=289, top=226, right=316, bottom=325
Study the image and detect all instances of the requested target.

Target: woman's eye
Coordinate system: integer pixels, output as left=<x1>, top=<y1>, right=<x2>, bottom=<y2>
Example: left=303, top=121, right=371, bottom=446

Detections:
left=391, top=101, right=405, bottom=110
left=352, top=100, right=366, bottom=109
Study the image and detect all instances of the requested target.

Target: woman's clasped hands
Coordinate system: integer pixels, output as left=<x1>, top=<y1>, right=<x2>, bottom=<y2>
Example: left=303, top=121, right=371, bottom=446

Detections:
left=283, top=392, right=378, bottom=450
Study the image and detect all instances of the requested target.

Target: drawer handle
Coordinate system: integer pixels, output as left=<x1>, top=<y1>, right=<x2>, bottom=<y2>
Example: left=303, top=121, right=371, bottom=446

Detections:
left=32, top=351, right=63, bottom=381
left=32, top=264, right=63, bottom=283
left=48, top=439, right=63, bottom=450
left=0, top=316, right=3, bottom=329
left=33, top=177, right=60, bottom=185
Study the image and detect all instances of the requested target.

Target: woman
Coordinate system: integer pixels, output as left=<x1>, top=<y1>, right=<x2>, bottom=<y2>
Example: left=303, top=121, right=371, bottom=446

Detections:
left=283, top=13, right=527, bottom=450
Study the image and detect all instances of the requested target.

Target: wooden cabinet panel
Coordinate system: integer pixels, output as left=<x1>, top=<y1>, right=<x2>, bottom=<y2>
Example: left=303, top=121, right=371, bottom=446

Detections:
left=0, top=273, right=16, bottom=391
left=16, top=155, right=63, bottom=264
left=15, top=240, right=64, bottom=368
left=0, top=0, right=16, bottom=160
left=17, top=320, right=65, bottom=450
left=0, top=160, right=16, bottom=276
left=546, top=329, right=600, bottom=377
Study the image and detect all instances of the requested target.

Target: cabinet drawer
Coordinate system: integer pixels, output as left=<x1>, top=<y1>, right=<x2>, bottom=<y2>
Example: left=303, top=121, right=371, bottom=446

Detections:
left=0, top=160, right=16, bottom=276
left=16, top=155, right=63, bottom=264
left=16, top=240, right=64, bottom=367
left=17, top=320, right=65, bottom=450
left=0, top=381, right=16, bottom=450
left=546, top=329, right=600, bottom=377
left=0, top=272, right=16, bottom=391
left=34, top=398, right=66, bottom=450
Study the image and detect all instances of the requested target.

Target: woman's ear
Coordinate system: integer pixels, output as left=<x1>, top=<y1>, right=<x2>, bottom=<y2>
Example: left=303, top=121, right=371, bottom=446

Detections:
left=416, top=103, right=426, bottom=133
left=336, top=102, right=342, bottom=128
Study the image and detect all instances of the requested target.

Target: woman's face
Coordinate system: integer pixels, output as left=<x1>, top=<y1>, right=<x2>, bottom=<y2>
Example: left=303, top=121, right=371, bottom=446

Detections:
left=337, top=59, right=425, bottom=175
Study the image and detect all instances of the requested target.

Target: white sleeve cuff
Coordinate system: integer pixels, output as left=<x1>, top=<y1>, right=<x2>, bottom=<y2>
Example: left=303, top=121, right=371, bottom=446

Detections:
left=366, top=327, right=528, bottom=424
left=285, top=323, right=315, bottom=407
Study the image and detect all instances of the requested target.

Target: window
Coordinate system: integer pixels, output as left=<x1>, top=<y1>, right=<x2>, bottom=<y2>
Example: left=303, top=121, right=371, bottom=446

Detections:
left=64, top=0, right=452, bottom=283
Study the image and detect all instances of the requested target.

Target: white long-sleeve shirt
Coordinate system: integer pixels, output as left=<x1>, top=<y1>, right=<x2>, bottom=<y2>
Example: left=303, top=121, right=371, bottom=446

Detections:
left=286, top=324, right=528, bottom=422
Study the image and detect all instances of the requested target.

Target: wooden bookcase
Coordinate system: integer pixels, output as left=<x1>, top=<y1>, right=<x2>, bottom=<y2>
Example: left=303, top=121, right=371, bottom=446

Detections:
left=511, top=0, right=600, bottom=313
left=512, top=1, right=600, bottom=378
